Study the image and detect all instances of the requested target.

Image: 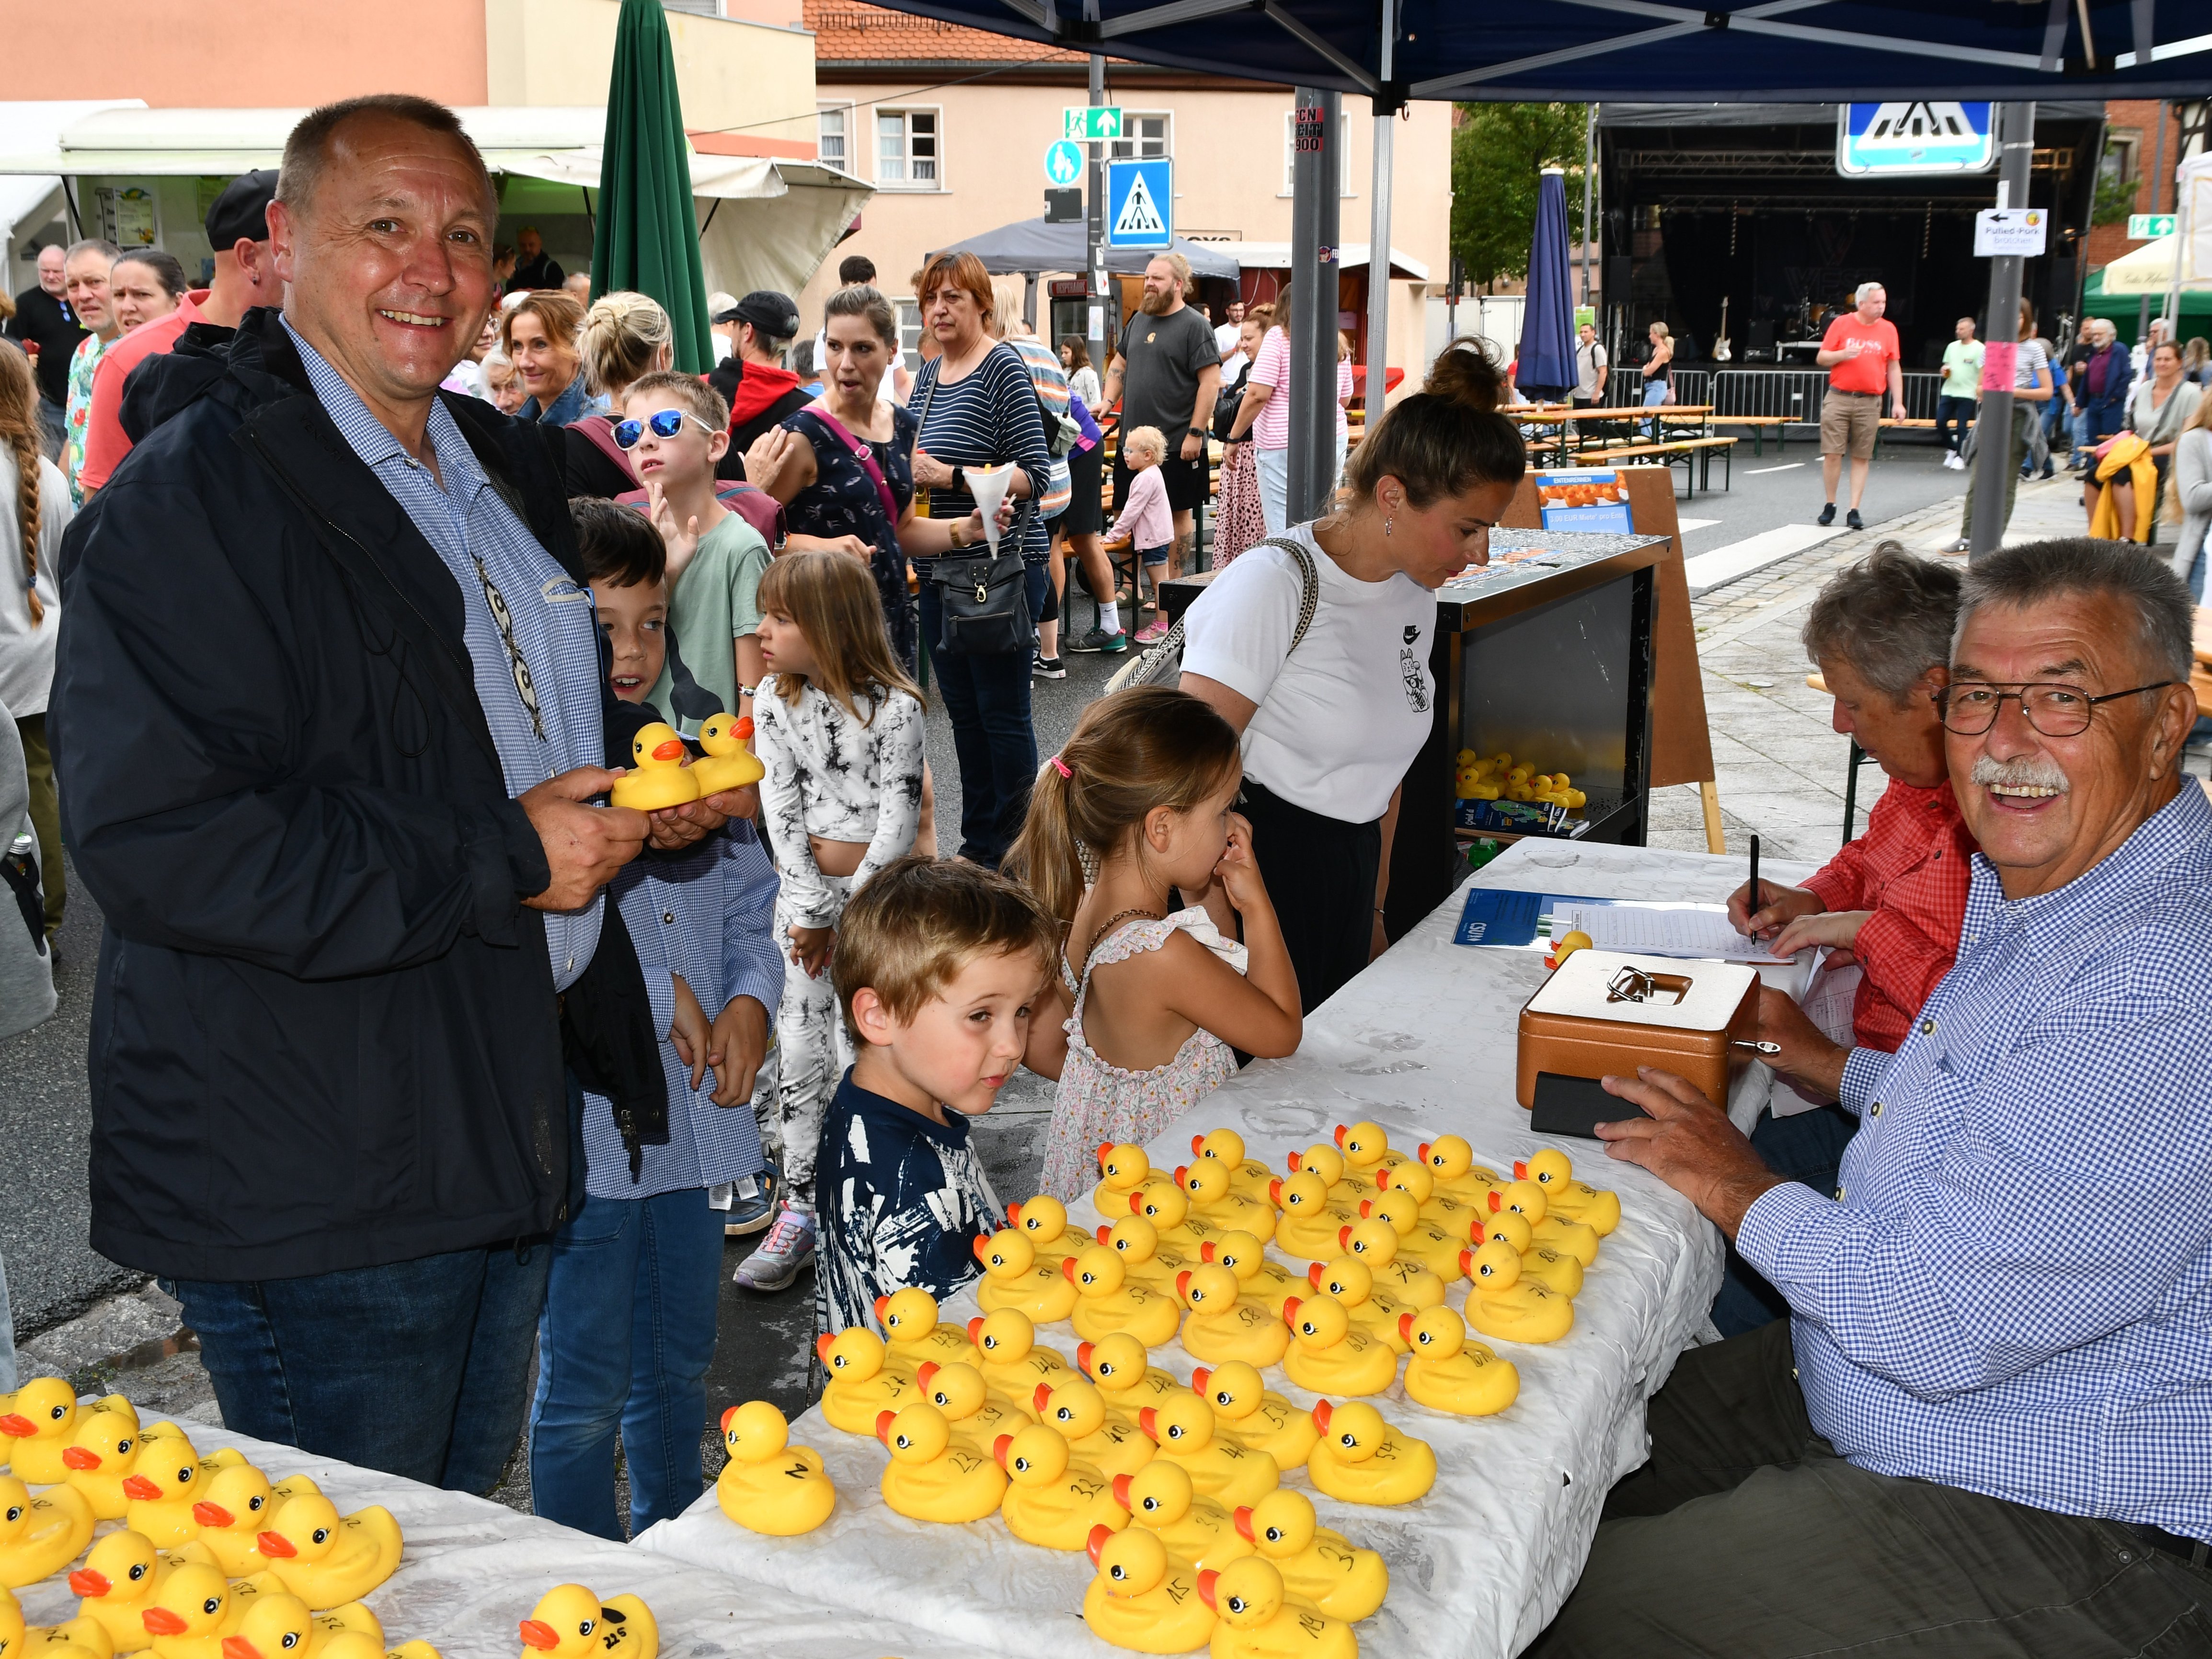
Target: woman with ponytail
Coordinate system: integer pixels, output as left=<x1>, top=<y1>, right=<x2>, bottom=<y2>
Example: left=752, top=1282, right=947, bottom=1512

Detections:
left=0, top=343, right=71, bottom=944
left=1178, top=337, right=1525, bottom=1010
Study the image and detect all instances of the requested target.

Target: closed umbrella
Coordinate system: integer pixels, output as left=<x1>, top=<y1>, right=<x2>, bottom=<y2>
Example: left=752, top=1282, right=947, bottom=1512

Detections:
left=1516, top=167, right=1577, bottom=403
left=592, top=0, right=714, bottom=373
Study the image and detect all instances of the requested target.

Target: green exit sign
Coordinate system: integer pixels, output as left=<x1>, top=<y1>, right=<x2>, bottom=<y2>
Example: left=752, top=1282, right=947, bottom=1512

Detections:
left=1063, top=107, right=1122, bottom=142
left=2129, top=213, right=2177, bottom=240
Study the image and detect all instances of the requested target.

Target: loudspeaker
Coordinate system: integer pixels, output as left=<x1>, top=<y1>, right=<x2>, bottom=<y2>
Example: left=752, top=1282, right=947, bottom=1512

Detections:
left=1044, top=188, right=1082, bottom=224
left=1606, top=256, right=1631, bottom=299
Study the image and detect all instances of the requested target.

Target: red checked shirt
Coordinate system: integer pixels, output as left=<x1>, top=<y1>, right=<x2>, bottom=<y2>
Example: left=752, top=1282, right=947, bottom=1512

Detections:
left=1801, top=777, right=1976, bottom=1054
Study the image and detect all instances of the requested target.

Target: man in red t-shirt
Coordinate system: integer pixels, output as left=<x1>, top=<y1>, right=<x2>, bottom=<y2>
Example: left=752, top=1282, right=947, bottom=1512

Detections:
left=1814, top=281, right=1905, bottom=531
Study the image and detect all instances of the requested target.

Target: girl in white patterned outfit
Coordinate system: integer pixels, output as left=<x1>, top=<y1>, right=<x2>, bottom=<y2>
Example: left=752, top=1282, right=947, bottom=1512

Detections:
left=734, top=550, right=927, bottom=1290
left=1008, top=686, right=1303, bottom=1203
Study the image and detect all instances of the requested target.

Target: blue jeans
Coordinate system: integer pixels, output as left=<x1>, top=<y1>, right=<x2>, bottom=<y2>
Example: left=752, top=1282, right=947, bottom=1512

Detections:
left=1710, top=1103, right=1859, bottom=1339
left=919, top=577, right=1039, bottom=868
left=167, top=1239, right=550, bottom=1493
left=529, top=1186, right=725, bottom=1540
left=1641, top=378, right=1670, bottom=438
left=1935, top=394, right=1975, bottom=455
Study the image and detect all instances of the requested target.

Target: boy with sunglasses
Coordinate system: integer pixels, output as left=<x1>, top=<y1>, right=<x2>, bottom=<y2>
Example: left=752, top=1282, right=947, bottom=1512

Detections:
left=619, top=370, right=770, bottom=732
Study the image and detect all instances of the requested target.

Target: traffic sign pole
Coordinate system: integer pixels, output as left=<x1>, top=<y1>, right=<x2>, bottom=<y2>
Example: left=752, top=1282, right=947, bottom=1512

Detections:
left=1969, top=102, right=2036, bottom=563
left=1087, top=49, right=1106, bottom=369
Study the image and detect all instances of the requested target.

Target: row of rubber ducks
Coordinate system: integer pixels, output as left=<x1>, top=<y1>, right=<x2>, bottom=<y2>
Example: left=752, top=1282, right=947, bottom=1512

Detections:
left=1, top=1577, right=436, bottom=1659
left=605, top=715, right=762, bottom=811
left=1453, top=751, right=1588, bottom=809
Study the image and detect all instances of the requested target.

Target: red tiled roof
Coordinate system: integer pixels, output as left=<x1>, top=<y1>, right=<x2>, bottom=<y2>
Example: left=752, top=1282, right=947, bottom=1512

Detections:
left=805, top=0, right=1088, bottom=64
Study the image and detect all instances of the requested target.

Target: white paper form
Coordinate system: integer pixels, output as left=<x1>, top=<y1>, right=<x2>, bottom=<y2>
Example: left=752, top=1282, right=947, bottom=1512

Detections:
left=1544, top=896, right=1797, bottom=965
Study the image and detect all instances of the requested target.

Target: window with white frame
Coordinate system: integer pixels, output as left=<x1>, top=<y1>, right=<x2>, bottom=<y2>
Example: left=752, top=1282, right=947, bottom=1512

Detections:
left=817, top=105, right=849, bottom=170
left=878, top=108, right=940, bottom=188
left=1280, top=109, right=1354, bottom=196
left=1109, top=113, right=1171, bottom=160
left=895, top=299, right=923, bottom=368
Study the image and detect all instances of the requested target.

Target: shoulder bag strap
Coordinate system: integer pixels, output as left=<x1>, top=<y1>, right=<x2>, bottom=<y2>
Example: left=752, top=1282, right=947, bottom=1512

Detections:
left=1102, top=533, right=1320, bottom=695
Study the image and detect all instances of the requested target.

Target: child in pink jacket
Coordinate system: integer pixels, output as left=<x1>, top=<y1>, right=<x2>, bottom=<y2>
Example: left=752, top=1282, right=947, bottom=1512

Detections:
left=1109, top=424, right=1174, bottom=642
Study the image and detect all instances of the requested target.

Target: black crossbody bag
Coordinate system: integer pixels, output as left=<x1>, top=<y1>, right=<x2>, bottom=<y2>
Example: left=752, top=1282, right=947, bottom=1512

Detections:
left=918, top=345, right=1037, bottom=657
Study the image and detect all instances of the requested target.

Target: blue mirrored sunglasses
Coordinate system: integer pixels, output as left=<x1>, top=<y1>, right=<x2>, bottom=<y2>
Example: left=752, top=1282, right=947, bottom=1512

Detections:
left=613, top=408, right=717, bottom=449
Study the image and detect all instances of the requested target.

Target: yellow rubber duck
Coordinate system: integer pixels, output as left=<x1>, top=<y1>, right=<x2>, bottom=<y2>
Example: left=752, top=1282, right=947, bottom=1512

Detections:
left=0, top=1590, right=114, bottom=1659
left=713, top=1402, right=835, bottom=1537
left=1081, top=1526, right=1216, bottom=1657
left=1174, top=1160, right=1276, bottom=1244
left=1369, top=1157, right=1481, bottom=1237
left=1110, top=1459, right=1251, bottom=1573
left=1489, top=1180, right=1599, bottom=1266
left=1463, top=1239, right=1575, bottom=1345
left=874, top=1289, right=982, bottom=1373
left=1414, top=1136, right=1508, bottom=1206
left=913, top=1362, right=1026, bottom=1456
left=973, top=1229, right=1077, bottom=1323
left=1188, top=1130, right=1275, bottom=1203
left=992, top=1423, right=1123, bottom=1552
left=1199, top=1233, right=1301, bottom=1318
left=1335, top=1218, right=1446, bottom=1310
left=813, top=1327, right=918, bottom=1435
left=688, top=712, right=763, bottom=795
left=1268, top=1172, right=1359, bottom=1263
left=1398, top=1306, right=1520, bottom=1417
left=1093, top=1214, right=1196, bottom=1293
left=1304, top=1259, right=1415, bottom=1355
left=517, top=1587, right=657, bottom=1659
left=606, top=723, right=699, bottom=812
left=1138, top=1394, right=1277, bottom=1510
left=1332, top=1121, right=1411, bottom=1189
left=1283, top=1143, right=1362, bottom=1206
left=1197, top=1557, right=1357, bottom=1659
left=1004, top=1196, right=1084, bottom=1270
left=0, top=1473, right=96, bottom=1588
left=180, top=1464, right=279, bottom=1578
left=1469, top=1210, right=1584, bottom=1298
left=138, top=1562, right=254, bottom=1659
left=1128, top=1180, right=1222, bottom=1250
left=121, top=1427, right=206, bottom=1551
left=253, top=1495, right=401, bottom=1610
left=2, top=1385, right=133, bottom=1489
left=1188, top=1365, right=1317, bottom=1472
left=303, top=1602, right=386, bottom=1659
left=873, top=1403, right=1005, bottom=1524
left=1348, top=1191, right=1465, bottom=1285
left=1032, top=1378, right=1154, bottom=1480
left=1076, top=1334, right=1185, bottom=1417
left=207, top=1588, right=310, bottom=1659
left=1093, top=1143, right=1155, bottom=1215
left=1306, top=1400, right=1434, bottom=1508
left=1514, top=1149, right=1622, bottom=1236
left=58, top=1411, right=152, bottom=1522
left=1278, top=1298, right=1398, bottom=1398
left=1232, top=1490, right=1387, bottom=1624
left=68, top=1530, right=172, bottom=1651
left=963, top=1309, right=1069, bottom=1411
left=1547, top=928, right=1593, bottom=967
left=1063, top=1246, right=1182, bottom=1348
left=1177, top=1265, right=1291, bottom=1369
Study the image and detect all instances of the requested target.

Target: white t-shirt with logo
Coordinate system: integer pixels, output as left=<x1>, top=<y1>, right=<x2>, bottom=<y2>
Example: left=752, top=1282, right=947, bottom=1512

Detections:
left=1179, top=523, right=1434, bottom=824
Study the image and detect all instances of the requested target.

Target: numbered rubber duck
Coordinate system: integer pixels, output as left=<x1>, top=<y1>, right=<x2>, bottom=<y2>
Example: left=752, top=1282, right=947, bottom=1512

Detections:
left=1094, top=1214, right=1197, bottom=1294
left=1032, top=1377, right=1154, bottom=1480
left=0, top=1590, right=113, bottom=1659
left=253, top=1495, right=402, bottom=1610
left=964, top=1309, right=1069, bottom=1412
left=1077, top=1334, right=1185, bottom=1417
left=138, top=1562, right=252, bottom=1659
left=302, top=1602, right=386, bottom=1659
left=1231, top=1490, right=1387, bottom=1624
left=1196, top=1557, right=1358, bottom=1659
left=1174, top=1161, right=1276, bottom=1244
left=58, top=1411, right=151, bottom=1522
left=606, top=723, right=699, bottom=812
left=1398, top=1306, right=1520, bottom=1417
left=1188, top=1130, right=1275, bottom=1204
left=121, top=1428, right=206, bottom=1551
left=517, top=1586, right=657, bottom=1659
left=1305, top=1400, right=1435, bottom=1508
left=713, top=1402, right=835, bottom=1537
left=1283, top=1144, right=1361, bottom=1207
left=1353, top=1190, right=1467, bottom=1285
left=1081, top=1525, right=1216, bottom=1658
left=875, top=1289, right=983, bottom=1373
left=1469, top=1209, right=1584, bottom=1298
left=3, top=1384, right=133, bottom=1489
left=1063, top=1245, right=1182, bottom=1348
left=1369, top=1158, right=1481, bottom=1238
left=1005, top=1196, right=1084, bottom=1271
left=180, top=1463, right=279, bottom=1578
left=1335, top=1219, right=1446, bottom=1311
left=1200, top=1233, right=1302, bottom=1318
left=913, top=1362, right=1026, bottom=1456
left=69, top=1530, right=172, bottom=1651
left=1304, top=1259, right=1412, bottom=1355
left=1093, top=1144, right=1155, bottom=1216
left=1462, top=1239, right=1575, bottom=1345
left=0, top=1473, right=96, bottom=1588
left=1111, top=1459, right=1251, bottom=1574
left=1490, top=1181, right=1599, bottom=1267
left=1414, top=1136, right=1508, bottom=1207
left=1278, top=1298, right=1398, bottom=1399
left=1138, top=1394, right=1277, bottom=1510
left=1514, top=1149, right=1622, bottom=1236
left=872, top=1403, right=1005, bottom=1525
left=813, top=1327, right=917, bottom=1435
left=1177, top=1265, right=1291, bottom=1369
left=1128, top=1180, right=1223, bottom=1250
left=1188, top=1365, right=1317, bottom=1472
left=1268, top=1173, right=1359, bottom=1263
left=973, top=1229, right=1078, bottom=1323
left=992, top=1424, right=1123, bottom=1552
left=688, top=712, right=763, bottom=795
left=1332, top=1121, right=1412, bottom=1189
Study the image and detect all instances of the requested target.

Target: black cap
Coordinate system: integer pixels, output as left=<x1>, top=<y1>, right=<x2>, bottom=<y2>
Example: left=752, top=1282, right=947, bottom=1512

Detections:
left=714, top=289, right=800, bottom=338
left=205, top=170, right=278, bottom=250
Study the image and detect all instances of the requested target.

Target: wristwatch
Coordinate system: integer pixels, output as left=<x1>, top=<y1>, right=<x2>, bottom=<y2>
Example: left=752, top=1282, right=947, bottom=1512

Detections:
left=950, top=463, right=967, bottom=494
left=1187, top=427, right=1207, bottom=440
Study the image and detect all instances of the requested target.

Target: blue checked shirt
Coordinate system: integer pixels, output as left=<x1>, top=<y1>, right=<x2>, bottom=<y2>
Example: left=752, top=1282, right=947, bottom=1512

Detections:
left=580, top=822, right=785, bottom=1200
left=287, top=322, right=608, bottom=990
left=1738, top=782, right=2212, bottom=1541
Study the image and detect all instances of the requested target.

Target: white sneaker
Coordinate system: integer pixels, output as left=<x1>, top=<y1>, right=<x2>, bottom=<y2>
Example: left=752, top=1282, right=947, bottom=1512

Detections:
left=732, top=1201, right=816, bottom=1292
left=1943, top=453, right=1965, bottom=470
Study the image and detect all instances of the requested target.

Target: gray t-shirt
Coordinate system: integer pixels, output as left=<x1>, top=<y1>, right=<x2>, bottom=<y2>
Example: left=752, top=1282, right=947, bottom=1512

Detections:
left=1116, top=304, right=1220, bottom=440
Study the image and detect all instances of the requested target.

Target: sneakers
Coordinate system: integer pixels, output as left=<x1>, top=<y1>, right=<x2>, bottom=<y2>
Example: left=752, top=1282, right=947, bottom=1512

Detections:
left=1068, top=625, right=1128, bottom=654
left=1943, top=452, right=1966, bottom=470
left=1032, top=651, right=1067, bottom=680
left=1134, top=618, right=1170, bottom=646
left=720, top=1158, right=779, bottom=1237
left=1845, top=508, right=1864, bottom=530
left=1817, top=502, right=1836, bottom=526
left=732, top=1200, right=816, bottom=1291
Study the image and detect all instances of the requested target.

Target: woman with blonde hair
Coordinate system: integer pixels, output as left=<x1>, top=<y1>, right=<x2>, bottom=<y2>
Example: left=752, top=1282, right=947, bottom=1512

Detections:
left=563, top=291, right=676, bottom=496
left=1639, top=320, right=1674, bottom=436
left=2171, top=382, right=2212, bottom=599
left=502, top=289, right=594, bottom=427
left=0, top=343, right=70, bottom=946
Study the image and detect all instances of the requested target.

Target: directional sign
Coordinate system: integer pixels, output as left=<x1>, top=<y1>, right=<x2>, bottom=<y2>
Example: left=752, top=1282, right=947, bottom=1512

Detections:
left=1044, top=139, right=1084, bottom=186
left=1837, top=101, right=1994, bottom=177
left=1107, top=157, right=1172, bottom=250
left=1974, top=207, right=2047, bottom=258
left=2130, top=213, right=2178, bottom=240
left=1063, top=107, right=1122, bottom=142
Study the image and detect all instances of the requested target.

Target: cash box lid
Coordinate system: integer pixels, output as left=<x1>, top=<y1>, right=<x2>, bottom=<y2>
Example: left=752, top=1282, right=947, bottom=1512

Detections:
left=1523, top=949, right=1759, bottom=1034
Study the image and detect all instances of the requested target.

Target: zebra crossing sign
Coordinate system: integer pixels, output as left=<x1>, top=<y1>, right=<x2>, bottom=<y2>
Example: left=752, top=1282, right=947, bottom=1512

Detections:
left=1837, top=102, right=1994, bottom=177
left=1107, top=158, right=1172, bottom=250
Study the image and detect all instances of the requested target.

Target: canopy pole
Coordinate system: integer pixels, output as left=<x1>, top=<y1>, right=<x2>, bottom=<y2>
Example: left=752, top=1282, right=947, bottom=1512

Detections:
left=1969, top=101, right=2037, bottom=563
left=1361, top=0, right=1397, bottom=433
left=1289, top=86, right=1341, bottom=525
left=1087, top=39, right=1107, bottom=373
left=2140, top=99, right=2167, bottom=344
left=1581, top=102, right=1597, bottom=306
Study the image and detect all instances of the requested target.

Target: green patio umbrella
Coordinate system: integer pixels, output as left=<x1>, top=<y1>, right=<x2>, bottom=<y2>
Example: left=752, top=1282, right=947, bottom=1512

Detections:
left=593, top=0, right=714, bottom=373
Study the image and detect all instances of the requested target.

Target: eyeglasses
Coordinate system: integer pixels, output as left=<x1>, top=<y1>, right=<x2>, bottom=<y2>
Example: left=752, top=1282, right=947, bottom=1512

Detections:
left=613, top=408, right=717, bottom=449
left=1935, top=680, right=2174, bottom=737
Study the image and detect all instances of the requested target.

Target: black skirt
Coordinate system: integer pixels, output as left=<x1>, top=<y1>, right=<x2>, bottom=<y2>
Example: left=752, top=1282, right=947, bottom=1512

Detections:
left=1063, top=440, right=1104, bottom=537
left=1237, top=778, right=1381, bottom=1016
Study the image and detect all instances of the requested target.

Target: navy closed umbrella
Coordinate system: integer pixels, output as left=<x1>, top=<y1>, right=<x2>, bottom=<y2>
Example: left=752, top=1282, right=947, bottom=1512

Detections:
left=1516, top=168, right=1577, bottom=403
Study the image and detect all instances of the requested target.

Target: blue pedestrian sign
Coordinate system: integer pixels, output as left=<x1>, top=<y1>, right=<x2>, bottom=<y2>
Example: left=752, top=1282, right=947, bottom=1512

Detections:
left=1106, top=158, right=1173, bottom=250
left=1836, top=102, right=1994, bottom=177
left=1044, top=140, right=1084, bottom=186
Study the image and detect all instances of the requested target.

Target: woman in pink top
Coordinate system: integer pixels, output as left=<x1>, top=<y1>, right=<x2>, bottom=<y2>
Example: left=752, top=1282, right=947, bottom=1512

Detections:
left=1224, top=284, right=1355, bottom=535
left=1107, top=424, right=1175, bottom=641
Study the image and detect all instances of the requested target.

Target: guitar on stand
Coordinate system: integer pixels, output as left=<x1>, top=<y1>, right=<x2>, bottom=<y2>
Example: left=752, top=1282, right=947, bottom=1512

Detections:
left=1711, top=297, right=1733, bottom=363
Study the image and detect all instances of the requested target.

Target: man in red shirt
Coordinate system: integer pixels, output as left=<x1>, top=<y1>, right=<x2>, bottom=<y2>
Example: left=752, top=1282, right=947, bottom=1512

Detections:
left=77, top=171, right=280, bottom=496
left=1814, top=281, right=1906, bottom=531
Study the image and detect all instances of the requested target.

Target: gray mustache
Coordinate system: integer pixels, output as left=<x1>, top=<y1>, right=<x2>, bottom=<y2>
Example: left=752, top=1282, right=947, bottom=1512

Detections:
left=1970, top=754, right=2070, bottom=793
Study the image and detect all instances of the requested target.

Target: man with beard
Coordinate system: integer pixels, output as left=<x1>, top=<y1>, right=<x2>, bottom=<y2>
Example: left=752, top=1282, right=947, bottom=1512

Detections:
left=1101, top=252, right=1219, bottom=585
left=1529, top=538, right=2212, bottom=1654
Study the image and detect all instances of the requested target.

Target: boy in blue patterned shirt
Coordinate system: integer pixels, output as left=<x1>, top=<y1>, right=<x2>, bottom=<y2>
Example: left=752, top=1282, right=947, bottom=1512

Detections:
left=815, top=856, right=1060, bottom=1337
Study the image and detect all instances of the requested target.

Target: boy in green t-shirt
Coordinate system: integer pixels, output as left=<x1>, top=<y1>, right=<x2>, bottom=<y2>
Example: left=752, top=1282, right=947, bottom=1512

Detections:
left=1937, top=316, right=1984, bottom=471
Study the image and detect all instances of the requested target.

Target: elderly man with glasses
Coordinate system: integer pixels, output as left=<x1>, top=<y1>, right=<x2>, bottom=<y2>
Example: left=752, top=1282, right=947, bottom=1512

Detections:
left=1531, top=538, right=2212, bottom=1656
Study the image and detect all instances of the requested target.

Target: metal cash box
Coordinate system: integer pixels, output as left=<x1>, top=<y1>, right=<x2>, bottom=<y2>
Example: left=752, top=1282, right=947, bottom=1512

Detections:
left=1515, top=949, right=1761, bottom=1119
